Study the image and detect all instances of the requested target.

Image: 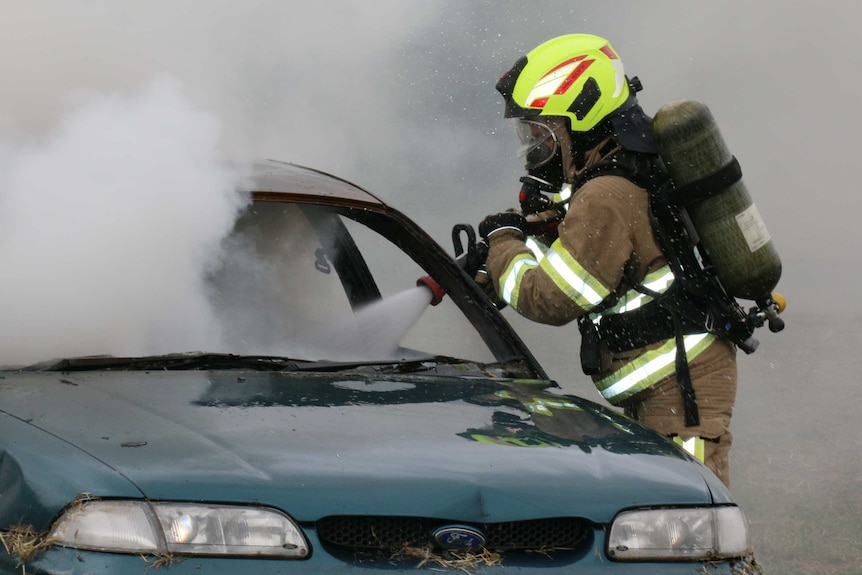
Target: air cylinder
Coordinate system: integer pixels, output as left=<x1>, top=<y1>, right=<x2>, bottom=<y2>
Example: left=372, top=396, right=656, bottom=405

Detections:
left=652, top=100, right=781, bottom=301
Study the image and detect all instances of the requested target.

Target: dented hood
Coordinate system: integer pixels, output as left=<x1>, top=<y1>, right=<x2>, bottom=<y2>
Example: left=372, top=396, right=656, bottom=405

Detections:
left=0, top=369, right=719, bottom=529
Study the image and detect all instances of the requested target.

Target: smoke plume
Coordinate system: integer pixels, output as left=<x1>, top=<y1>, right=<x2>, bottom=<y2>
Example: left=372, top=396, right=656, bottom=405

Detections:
left=0, top=79, right=248, bottom=364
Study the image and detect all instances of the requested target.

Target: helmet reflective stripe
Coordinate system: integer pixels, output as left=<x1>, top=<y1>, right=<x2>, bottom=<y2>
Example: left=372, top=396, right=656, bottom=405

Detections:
left=596, top=333, right=715, bottom=404
left=525, top=55, right=595, bottom=108
left=603, top=266, right=675, bottom=314
left=498, top=252, right=540, bottom=308
left=610, top=58, right=626, bottom=98
left=539, top=247, right=608, bottom=309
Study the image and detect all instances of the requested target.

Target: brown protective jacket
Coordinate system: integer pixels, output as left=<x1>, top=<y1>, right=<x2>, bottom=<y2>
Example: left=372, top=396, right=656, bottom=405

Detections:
left=484, top=166, right=738, bottom=481
left=487, top=174, right=663, bottom=326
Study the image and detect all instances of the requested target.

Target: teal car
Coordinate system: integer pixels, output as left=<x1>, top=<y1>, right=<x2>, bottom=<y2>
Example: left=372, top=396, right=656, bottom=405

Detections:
left=0, top=161, right=759, bottom=574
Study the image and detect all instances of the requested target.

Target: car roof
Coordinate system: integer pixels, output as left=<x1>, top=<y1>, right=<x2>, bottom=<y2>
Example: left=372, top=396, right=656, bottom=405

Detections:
left=247, top=160, right=387, bottom=206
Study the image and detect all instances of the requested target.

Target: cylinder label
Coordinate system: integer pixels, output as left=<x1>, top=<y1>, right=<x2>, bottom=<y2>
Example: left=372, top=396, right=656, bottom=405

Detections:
left=735, top=204, right=771, bottom=252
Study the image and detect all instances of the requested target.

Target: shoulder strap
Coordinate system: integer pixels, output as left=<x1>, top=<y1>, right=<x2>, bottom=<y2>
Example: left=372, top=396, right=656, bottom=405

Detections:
left=647, top=176, right=756, bottom=351
left=577, top=153, right=751, bottom=427
left=576, top=148, right=661, bottom=190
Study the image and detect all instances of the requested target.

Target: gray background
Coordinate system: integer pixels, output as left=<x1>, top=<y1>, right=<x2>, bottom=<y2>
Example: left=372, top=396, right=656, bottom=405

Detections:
left=0, top=2, right=857, bottom=572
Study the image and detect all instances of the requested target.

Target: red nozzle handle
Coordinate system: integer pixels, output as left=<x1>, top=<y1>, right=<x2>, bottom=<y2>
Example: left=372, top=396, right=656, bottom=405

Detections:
left=416, top=276, right=445, bottom=306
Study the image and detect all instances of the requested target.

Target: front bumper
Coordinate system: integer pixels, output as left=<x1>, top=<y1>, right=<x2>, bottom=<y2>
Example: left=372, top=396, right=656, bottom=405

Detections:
left=4, top=526, right=760, bottom=574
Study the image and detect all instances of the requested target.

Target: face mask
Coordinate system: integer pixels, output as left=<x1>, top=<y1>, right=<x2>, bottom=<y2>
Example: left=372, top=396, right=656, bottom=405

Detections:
left=514, top=119, right=559, bottom=170
left=526, top=149, right=565, bottom=190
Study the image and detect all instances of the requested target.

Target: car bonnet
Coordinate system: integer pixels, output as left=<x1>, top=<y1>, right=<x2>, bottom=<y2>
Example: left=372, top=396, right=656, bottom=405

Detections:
left=0, top=370, right=715, bottom=525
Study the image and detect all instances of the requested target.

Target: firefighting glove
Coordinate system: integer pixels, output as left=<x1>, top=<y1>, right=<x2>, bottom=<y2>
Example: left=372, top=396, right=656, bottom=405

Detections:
left=474, top=266, right=507, bottom=310
left=478, top=211, right=526, bottom=242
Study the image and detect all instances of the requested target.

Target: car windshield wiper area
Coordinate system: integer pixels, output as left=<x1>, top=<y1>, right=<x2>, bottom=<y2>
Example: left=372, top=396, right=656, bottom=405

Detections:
left=18, top=352, right=539, bottom=379
left=314, top=356, right=542, bottom=379
left=21, top=353, right=311, bottom=372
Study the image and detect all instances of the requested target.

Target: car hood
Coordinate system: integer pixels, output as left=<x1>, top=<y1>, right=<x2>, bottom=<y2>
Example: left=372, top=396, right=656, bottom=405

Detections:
left=0, top=369, right=718, bottom=527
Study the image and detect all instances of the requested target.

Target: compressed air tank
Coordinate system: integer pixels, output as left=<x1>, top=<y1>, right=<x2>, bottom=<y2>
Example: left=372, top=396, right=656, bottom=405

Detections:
left=652, top=100, right=781, bottom=301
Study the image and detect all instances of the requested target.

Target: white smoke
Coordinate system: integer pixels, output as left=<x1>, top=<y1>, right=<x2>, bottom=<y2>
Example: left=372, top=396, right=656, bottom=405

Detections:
left=0, top=79, right=248, bottom=365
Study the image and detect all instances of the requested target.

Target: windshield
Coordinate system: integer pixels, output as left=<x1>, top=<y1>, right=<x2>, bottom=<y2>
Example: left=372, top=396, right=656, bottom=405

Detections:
left=208, top=200, right=497, bottom=364
left=9, top=199, right=501, bottom=369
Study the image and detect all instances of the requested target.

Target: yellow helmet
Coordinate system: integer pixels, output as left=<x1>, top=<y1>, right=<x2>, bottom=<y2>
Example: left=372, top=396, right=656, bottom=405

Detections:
left=496, top=34, right=632, bottom=132
left=497, top=34, right=657, bottom=153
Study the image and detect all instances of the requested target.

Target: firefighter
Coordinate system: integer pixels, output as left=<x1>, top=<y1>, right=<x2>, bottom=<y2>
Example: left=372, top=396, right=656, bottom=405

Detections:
left=478, top=34, right=738, bottom=487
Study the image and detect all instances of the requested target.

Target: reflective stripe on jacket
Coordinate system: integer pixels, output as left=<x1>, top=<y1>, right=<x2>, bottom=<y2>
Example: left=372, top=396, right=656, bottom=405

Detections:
left=497, top=244, right=610, bottom=311
left=485, top=174, right=719, bottom=405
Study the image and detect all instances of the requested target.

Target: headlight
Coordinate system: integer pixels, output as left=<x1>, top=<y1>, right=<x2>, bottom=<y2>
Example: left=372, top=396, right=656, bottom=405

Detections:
left=48, top=500, right=309, bottom=558
left=607, top=506, right=750, bottom=561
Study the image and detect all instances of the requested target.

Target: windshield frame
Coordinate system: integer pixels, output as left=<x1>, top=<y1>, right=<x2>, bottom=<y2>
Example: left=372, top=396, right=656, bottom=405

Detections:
left=247, top=191, right=547, bottom=379
left=1, top=159, right=548, bottom=380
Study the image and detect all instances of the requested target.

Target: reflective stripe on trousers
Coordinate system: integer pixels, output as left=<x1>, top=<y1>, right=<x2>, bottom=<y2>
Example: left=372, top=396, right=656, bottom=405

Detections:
left=596, top=333, right=717, bottom=405
left=673, top=436, right=706, bottom=463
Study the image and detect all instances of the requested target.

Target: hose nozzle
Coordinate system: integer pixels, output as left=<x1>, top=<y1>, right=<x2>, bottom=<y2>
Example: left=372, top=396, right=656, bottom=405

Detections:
left=416, top=276, right=445, bottom=306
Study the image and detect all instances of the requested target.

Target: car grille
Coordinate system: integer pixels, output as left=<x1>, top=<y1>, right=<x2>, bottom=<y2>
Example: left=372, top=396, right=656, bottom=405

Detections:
left=316, top=515, right=588, bottom=552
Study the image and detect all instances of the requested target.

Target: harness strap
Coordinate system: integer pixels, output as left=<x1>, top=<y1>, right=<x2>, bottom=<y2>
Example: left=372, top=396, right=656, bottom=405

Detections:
left=596, top=295, right=705, bottom=353
left=673, top=312, right=700, bottom=427
left=667, top=156, right=742, bottom=207
left=594, top=287, right=702, bottom=427
left=574, top=151, right=728, bottom=428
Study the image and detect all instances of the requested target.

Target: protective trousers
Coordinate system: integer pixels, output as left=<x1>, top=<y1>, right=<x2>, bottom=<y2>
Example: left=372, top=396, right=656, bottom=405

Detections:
left=622, top=338, right=737, bottom=487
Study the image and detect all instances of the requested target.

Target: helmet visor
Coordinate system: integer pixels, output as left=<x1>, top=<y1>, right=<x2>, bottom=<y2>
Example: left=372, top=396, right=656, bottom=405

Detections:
left=513, top=119, right=559, bottom=169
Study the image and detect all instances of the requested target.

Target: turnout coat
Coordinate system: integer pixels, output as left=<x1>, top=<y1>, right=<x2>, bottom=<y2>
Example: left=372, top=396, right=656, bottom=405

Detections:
left=483, top=158, right=737, bottom=485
